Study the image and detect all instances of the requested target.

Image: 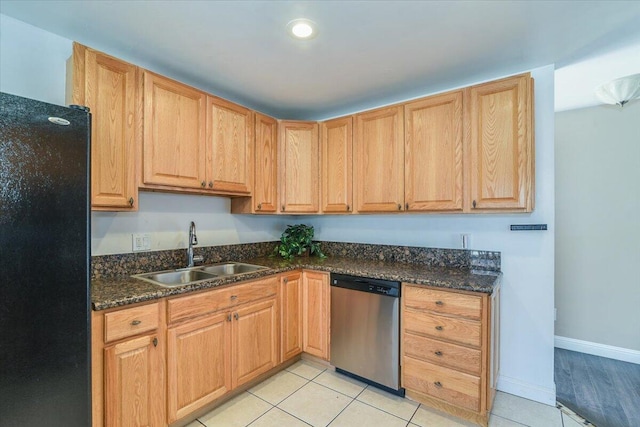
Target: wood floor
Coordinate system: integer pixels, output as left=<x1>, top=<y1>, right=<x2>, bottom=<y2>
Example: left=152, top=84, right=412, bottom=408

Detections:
left=555, top=348, right=640, bottom=427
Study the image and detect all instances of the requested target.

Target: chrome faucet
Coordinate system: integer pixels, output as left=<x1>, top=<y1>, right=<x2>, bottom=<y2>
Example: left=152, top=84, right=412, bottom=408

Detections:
left=187, top=221, right=203, bottom=267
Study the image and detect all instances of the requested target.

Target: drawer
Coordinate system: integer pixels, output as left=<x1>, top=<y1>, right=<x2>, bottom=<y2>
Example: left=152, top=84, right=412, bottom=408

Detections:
left=404, top=308, right=481, bottom=348
left=167, top=276, right=278, bottom=324
left=404, top=286, right=482, bottom=320
left=403, top=355, right=480, bottom=411
left=404, top=332, right=481, bottom=374
left=104, top=302, right=159, bottom=343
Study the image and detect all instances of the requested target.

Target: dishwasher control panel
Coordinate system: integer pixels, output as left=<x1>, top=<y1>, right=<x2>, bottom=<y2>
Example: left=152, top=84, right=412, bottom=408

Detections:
left=331, top=274, right=400, bottom=297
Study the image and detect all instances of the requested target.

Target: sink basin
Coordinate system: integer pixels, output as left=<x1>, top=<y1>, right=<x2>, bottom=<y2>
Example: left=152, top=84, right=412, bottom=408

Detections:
left=132, top=262, right=269, bottom=288
left=199, top=262, right=268, bottom=276
left=134, top=269, right=218, bottom=287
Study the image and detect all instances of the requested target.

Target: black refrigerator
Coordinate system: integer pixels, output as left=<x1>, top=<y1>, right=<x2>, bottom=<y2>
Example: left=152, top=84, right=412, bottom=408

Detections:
left=0, top=92, right=91, bottom=426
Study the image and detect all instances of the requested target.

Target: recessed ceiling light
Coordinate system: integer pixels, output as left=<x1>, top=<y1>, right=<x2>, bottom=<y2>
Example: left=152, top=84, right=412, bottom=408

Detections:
left=287, top=19, right=317, bottom=40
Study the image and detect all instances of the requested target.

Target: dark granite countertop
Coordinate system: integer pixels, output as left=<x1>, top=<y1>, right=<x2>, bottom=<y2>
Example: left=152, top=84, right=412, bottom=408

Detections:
left=92, top=255, right=501, bottom=311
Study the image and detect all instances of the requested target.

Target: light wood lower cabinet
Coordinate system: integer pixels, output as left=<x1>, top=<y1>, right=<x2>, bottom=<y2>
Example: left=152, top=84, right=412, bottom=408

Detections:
left=402, top=284, right=499, bottom=427
left=302, top=270, right=330, bottom=360
left=166, top=312, right=231, bottom=423
left=280, top=271, right=303, bottom=361
left=92, top=301, right=165, bottom=427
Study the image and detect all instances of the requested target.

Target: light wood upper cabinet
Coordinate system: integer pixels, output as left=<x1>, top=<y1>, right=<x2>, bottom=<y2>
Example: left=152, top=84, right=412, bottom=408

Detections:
left=354, top=106, right=405, bottom=212
left=405, top=91, right=463, bottom=211
left=70, top=43, right=139, bottom=211
left=466, top=73, right=534, bottom=212
left=166, top=312, right=231, bottom=423
left=206, top=96, right=253, bottom=194
left=280, top=271, right=303, bottom=361
left=302, top=270, right=330, bottom=360
left=279, top=121, right=320, bottom=213
left=142, top=71, right=207, bottom=189
left=321, top=116, right=353, bottom=213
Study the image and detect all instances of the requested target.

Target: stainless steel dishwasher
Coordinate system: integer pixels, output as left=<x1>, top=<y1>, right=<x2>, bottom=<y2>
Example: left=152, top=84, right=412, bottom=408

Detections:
left=330, top=273, right=404, bottom=395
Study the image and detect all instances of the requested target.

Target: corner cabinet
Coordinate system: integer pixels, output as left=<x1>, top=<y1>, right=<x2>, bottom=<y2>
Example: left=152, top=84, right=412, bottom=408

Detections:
left=279, top=121, right=320, bottom=213
left=68, top=43, right=139, bottom=211
left=142, top=71, right=207, bottom=190
left=231, top=112, right=278, bottom=213
left=302, top=270, right=330, bottom=360
left=206, top=96, right=253, bottom=194
left=405, top=91, right=463, bottom=212
left=354, top=106, right=405, bottom=213
left=466, top=73, right=534, bottom=212
left=280, top=271, right=303, bottom=361
left=321, top=116, right=353, bottom=213
left=401, top=284, right=500, bottom=427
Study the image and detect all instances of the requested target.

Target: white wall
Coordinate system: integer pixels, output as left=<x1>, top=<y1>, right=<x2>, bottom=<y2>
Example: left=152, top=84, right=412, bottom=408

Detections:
left=1, top=15, right=557, bottom=404
left=555, top=102, right=640, bottom=352
left=308, top=65, right=557, bottom=405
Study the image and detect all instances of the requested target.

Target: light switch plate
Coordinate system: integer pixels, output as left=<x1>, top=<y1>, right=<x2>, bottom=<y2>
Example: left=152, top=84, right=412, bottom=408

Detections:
left=132, top=233, right=151, bottom=252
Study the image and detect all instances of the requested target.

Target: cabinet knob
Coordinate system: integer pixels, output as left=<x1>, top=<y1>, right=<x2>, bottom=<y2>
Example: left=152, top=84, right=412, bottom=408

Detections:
left=227, top=313, right=232, bottom=322
left=152, top=337, right=158, bottom=347
left=435, top=300, right=444, bottom=306
left=257, top=203, right=262, bottom=210
left=201, top=181, right=206, bottom=188
left=208, top=181, right=213, bottom=188
left=234, top=313, right=239, bottom=320
left=434, top=381, right=442, bottom=388
left=283, top=277, right=288, bottom=284
left=405, top=203, right=409, bottom=211
left=435, top=325, right=444, bottom=331
left=130, top=320, right=141, bottom=326
left=346, top=205, right=350, bottom=212
left=435, top=351, right=443, bottom=356
left=281, top=205, right=285, bottom=211
left=397, top=203, right=402, bottom=210
left=230, top=295, right=238, bottom=300
left=128, top=197, right=134, bottom=207
left=472, top=200, right=477, bottom=209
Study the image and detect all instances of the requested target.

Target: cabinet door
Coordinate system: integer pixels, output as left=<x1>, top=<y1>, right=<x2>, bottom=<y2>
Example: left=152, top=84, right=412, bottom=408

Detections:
left=405, top=91, right=463, bottom=211
left=166, top=312, right=231, bottom=423
left=279, top=121, right=319, bottom=213
left=143, top=71, right=207, bottom=189
left=232, top=298, right=278, bottom=388
left=74, top=43, right=138, bottom=211
left=354, top=106, right=405, bottom=212
left=104, top=334, right=164, bottom=427
left=254, top=113, right=278, bottom=212
left=321, top=116, right=353, bottom=213
left=206, top=96, right=253, bottom=193
left=281, top=272, right=303, bottom=361
left=467, top=73, right=533, bottom=211
left=302, top=271, right=330, bottom=360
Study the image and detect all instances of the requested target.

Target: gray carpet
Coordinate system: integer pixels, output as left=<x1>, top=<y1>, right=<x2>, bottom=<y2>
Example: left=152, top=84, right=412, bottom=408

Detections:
left=555, top=348, right=640, bottom=427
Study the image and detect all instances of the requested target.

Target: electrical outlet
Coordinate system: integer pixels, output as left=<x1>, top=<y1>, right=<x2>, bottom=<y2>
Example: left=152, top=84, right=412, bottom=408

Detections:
left=132, top=233, right=151, bottom=252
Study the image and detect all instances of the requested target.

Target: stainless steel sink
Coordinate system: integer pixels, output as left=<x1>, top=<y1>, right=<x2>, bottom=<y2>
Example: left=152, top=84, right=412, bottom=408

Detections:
left=199, top=262, right=268, bottom=276
left=133, top=268, right=218, bottom=287
left=132, top=262, right=269, bottom=287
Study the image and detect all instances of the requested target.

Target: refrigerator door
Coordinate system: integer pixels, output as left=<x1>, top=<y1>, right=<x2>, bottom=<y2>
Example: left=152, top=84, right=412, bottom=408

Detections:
left=0, top=92, right=91, bottom=427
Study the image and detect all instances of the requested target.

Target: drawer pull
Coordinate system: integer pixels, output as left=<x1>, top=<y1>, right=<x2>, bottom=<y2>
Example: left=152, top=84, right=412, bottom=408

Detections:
left=131, top=320, right=142, bottom=326
left=434, top=381, right=443, bottom=388
left=234, top=313, right=239, bottom=320
left=435, top=325, right=444, bottom=331
left=227, top=314, right=232, bottom=322
left=435, top=351, right=443, bottom=356
left=435, top=300, right=444, bottom=306
left=230, top=295, right=238, bottom=300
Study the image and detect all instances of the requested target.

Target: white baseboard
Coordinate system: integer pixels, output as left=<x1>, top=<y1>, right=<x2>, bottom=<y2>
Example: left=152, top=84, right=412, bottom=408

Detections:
left=554, top=336, right=640, bottom=365
left=497, top=375, right=557, bottom=406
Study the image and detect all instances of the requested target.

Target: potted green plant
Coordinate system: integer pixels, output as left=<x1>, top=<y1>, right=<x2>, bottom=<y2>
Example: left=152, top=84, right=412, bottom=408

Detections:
left=273, top=224, right=326, bottom=260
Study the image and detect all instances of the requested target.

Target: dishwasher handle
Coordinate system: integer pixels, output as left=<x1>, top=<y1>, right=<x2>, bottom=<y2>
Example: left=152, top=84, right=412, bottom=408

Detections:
left=331, top=274, right=400, bottom=297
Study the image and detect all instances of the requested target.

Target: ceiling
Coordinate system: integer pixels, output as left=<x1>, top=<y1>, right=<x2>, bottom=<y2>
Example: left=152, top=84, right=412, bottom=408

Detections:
left=2, top=1, right=640, bottom=119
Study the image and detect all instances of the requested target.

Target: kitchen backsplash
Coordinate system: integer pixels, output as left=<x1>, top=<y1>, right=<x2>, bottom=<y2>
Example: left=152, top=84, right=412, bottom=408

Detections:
left=91, top=241, right=500, bottom=279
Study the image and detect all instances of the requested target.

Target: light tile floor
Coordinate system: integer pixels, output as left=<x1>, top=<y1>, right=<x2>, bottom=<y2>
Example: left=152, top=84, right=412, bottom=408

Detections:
left=186, top=359, right=579, bottom=427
